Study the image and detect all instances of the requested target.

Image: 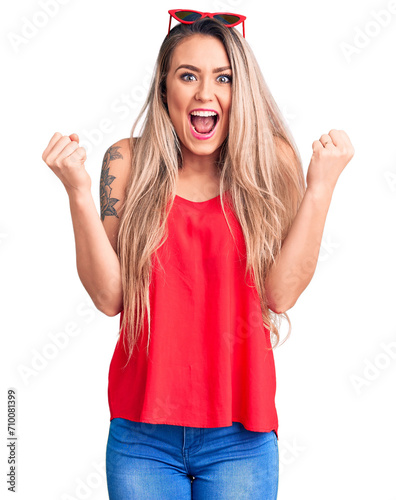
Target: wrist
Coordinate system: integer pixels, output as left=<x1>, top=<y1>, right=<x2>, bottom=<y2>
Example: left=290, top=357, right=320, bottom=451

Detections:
left=67, top=187, right=93, bottom=206
left=306, top=183, right=335, bottom=201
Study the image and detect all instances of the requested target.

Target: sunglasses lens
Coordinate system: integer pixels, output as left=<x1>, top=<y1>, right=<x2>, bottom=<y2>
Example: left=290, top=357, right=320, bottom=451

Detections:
left=174, top=11, right=202, bottom=22
left=213, top=14, right=240, bottom=25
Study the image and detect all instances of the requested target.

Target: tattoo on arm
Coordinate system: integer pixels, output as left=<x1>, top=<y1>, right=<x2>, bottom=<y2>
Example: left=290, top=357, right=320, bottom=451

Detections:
left=100, top=146, right=123, bottom=221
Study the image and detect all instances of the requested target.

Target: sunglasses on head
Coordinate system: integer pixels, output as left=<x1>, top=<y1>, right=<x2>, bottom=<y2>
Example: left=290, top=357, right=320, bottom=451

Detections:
left=168, top=9, right=246, bottom=38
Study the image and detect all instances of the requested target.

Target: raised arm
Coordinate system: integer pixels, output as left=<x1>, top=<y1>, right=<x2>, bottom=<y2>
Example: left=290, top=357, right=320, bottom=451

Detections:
left=42, top=133, right=133, bottom=316
left=265, top=130, right=355, bottom=314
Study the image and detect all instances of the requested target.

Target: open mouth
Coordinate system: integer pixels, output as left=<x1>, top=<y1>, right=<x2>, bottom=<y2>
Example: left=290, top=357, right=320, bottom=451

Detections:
left=189, top=112, right=219, bottom=136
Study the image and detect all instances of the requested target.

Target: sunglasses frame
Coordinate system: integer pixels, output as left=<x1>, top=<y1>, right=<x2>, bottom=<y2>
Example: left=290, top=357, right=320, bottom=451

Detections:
left=168, top=9, right=246, bottom=38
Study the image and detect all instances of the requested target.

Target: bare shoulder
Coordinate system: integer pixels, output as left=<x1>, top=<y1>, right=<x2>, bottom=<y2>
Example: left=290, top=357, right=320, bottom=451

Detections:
left=103, top=137, right=132, bottom=165
left=100, top=137, right=137, bottom=252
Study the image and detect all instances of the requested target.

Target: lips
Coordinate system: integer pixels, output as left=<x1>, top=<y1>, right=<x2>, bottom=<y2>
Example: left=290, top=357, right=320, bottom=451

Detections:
left=188, top=111, right=220, bottom=140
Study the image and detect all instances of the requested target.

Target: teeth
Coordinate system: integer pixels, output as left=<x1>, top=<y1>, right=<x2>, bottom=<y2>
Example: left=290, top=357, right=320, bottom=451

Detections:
left=189, top=110, right=218, bottom=134
left=190, top=110, right=218, bottom=117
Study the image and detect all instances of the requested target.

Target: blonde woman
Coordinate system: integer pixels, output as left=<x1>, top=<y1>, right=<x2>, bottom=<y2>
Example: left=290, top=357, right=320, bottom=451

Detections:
left=41, top=9, right=354, bottom=500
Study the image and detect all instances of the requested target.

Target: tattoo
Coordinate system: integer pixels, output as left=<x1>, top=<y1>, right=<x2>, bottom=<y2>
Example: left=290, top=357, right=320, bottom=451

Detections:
left=100, top=146, right=123, bottom=221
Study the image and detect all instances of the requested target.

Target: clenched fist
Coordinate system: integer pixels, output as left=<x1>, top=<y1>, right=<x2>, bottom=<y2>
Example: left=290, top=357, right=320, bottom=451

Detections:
left=306, top=129, right=355, bottom=196
left=42, top=132, right=91, bottom=196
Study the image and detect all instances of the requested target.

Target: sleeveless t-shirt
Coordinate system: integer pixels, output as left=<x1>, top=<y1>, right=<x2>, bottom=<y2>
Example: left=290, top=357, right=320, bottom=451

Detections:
left=107, top=191, right=278, bottom=436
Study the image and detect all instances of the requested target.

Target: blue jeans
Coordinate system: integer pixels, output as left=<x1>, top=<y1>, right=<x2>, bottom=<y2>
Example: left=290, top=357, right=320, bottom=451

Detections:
left=106, top=418, right=279, bottom=499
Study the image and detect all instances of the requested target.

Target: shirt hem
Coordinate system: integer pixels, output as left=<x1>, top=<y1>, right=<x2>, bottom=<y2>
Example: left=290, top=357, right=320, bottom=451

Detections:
left=109, top=413, right=278, bottom=438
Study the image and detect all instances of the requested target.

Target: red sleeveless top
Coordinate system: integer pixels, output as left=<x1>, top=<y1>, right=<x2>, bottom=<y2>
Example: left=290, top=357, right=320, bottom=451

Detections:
left=107, top=191, right=278, bottom=435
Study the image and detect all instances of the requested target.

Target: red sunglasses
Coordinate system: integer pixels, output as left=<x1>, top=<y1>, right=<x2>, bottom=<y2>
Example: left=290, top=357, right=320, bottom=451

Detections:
left=168, top=9, right=246, bottom=38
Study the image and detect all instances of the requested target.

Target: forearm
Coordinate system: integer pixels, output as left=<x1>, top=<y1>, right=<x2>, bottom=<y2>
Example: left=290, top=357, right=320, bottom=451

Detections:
left=68, top=190, right=123, bottom=316
left=265, top=186, right=333, bottom=313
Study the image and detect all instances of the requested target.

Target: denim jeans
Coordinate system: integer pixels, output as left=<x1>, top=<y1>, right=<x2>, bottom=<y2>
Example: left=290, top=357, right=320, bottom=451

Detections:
left=106, top=417, right=279, bottom=499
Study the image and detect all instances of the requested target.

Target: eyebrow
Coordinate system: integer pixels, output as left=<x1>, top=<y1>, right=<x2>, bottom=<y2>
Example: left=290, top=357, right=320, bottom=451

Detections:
left=174, top=64, right=232, bottom=74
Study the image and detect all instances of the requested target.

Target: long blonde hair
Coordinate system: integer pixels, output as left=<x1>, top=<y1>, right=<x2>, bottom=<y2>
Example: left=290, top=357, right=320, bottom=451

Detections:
left=116, top=18, right=306, bottom=368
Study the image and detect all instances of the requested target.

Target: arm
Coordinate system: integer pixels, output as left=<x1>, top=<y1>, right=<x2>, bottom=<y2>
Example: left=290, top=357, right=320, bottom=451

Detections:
left=69, top=138, right=132, bottom=316
left=264, top=186, right=332, bottom=314
left=69, top=190, right=123, bottom=316
left=265, top=129, right=355, bottom=314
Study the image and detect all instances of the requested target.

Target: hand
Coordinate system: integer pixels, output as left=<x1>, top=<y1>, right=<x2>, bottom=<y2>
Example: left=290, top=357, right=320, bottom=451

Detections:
left=42, top=132, right=91, bottom=196
left=306, top=129, right=355, bottom=196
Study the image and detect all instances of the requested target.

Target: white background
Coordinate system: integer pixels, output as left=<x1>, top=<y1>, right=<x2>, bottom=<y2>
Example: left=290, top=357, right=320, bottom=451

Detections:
left=2, top=0, right=396, bottom=498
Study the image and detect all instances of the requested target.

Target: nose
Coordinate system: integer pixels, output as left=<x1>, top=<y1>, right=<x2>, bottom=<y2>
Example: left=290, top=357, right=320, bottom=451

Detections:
left=194, top=77, right=214, bottom=102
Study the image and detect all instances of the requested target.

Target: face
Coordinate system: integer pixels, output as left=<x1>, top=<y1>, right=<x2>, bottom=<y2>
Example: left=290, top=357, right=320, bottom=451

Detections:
left=164, top=34, right=232, bottom=165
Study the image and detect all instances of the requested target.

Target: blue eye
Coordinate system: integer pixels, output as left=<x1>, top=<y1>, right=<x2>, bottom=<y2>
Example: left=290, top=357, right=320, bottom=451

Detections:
left=180, top=72, right=232, bottom=84
left=180, top=72, right=196, bottom=82
left=218, top=74, right=232, bottom=83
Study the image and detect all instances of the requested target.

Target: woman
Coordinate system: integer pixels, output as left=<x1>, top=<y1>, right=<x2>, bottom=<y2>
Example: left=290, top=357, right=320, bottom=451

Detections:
left=41, top=9, right=354, bottom=499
